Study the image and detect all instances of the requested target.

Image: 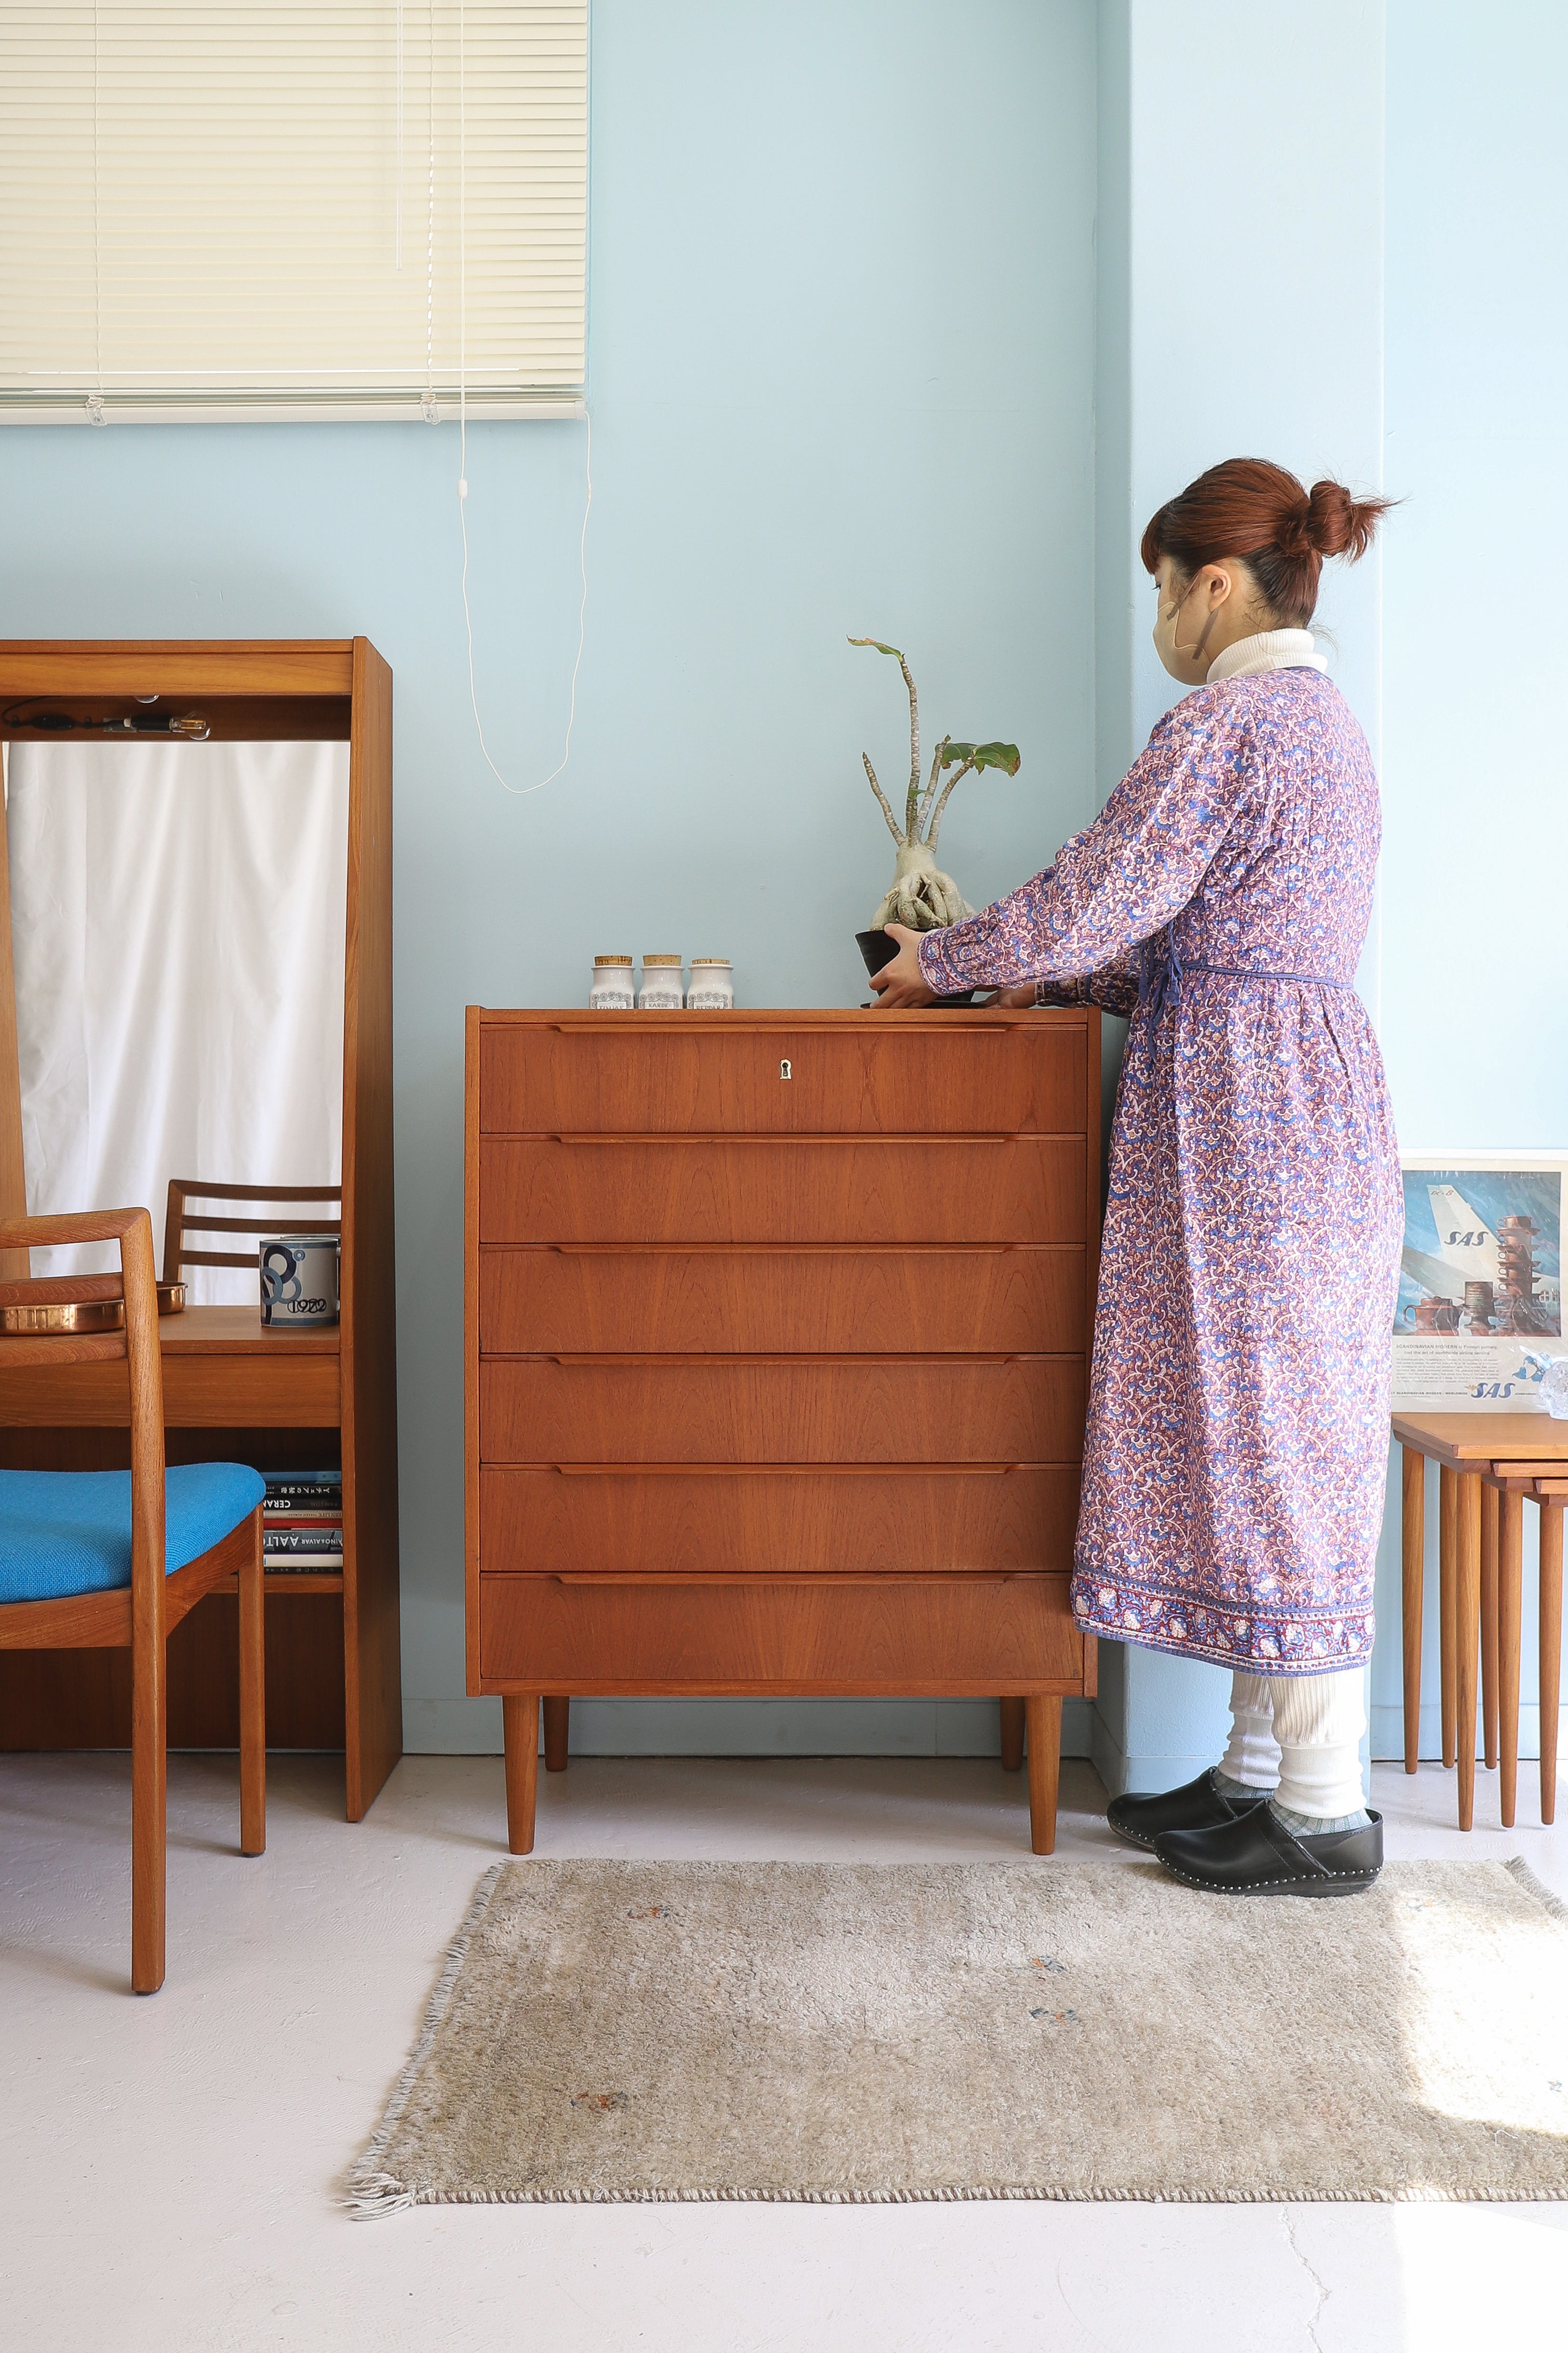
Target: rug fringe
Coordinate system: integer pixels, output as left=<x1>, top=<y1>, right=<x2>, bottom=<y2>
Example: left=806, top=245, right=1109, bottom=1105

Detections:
left=1503, top=1854, right=1568, bottom=1924
left=342, top=1861, right=506, bottom=2219
left=332, top=2179, right=1568, bottom=2208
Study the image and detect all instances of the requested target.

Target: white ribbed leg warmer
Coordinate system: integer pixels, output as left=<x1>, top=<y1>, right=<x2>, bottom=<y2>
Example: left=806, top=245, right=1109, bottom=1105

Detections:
left=1270, top=1666, right=1369, bottom=1828
left=1215, top=1667, right=1368, bottom=1829
left=1216, top=1672, right=1280, bottom=1793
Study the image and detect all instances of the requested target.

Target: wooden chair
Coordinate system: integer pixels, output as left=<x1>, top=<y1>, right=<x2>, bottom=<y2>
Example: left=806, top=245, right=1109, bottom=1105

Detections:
left=0, top=1208, right=266, bottom=1993
left=163, top=1178, right=341, bottom=1286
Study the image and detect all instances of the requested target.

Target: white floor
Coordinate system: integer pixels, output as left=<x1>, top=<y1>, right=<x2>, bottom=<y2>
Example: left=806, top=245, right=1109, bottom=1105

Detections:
left=3, top=1750, right=1566, bottom=2353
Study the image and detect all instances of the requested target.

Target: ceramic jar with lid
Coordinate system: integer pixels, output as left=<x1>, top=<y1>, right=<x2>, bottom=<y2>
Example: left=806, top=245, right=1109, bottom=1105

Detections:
left=589, top=954, right=635, bottom=1010
left=686, top=958, right=735, bottom=1009
left=638, top=954, right=685, bottom=1010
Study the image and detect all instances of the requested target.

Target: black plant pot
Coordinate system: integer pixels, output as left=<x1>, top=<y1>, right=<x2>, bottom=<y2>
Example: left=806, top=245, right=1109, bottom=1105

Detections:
left=855, top=928, right=978, bottom=1007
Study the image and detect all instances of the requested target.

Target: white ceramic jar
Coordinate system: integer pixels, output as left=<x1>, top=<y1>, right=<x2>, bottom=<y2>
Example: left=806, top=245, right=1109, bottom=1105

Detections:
left=686, top=958, right=735, bottom=1009
left=639, top=954, right=685, bottom=1010
left=589, top=954, right=635, bottom=1010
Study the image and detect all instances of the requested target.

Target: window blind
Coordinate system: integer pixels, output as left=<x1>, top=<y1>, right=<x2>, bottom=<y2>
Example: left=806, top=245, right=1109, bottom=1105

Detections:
left=0, top=2, right=587, bottom=421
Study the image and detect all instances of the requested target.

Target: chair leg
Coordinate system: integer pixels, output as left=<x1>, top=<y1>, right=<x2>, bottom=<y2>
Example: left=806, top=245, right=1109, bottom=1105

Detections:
left=1401, top=1446, right=1424, bottom=1774
left=1439, top=1465, right=1457, bottom=1767
left=999, top=1697, right=1025, bottom=1773
left=1481, top=1482, right=1500, bottom=1772
left=503, top=1695, right=539, bottom=1855
left=1456, top=1473, right=1481, bottom=1832
left=238, top=1506, right=267, bottom=1857
left=542, top=1695, right=570, bottom=1773
left=1024, top=1696, right=1061, bottom=1855
left=1499, top=1489, right=1523, bottom=1829
left=1541, top=1501, right=1563, bottom=1828
left=131, top=1621, right=167, bottom=1996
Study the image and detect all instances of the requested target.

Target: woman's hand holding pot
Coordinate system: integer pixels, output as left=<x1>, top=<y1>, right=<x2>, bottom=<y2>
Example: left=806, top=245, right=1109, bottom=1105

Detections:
left=868, top=924, right=938, bottom=1008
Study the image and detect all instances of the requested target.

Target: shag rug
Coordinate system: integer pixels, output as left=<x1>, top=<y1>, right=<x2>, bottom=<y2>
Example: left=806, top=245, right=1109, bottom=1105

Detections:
left=347, top=1856, right=1568, bottom=2212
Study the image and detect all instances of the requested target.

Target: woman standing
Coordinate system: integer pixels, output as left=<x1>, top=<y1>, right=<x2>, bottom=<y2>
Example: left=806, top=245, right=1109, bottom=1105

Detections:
left=873, top=458, right=1402, bottom=1897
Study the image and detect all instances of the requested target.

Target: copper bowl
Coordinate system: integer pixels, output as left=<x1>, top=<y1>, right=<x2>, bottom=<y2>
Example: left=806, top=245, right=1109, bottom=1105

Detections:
left=0, top=1274, right=187, bottom=1336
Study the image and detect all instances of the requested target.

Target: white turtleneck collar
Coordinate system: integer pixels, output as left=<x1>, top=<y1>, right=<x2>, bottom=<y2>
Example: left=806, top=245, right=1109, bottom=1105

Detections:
left=1207, top=628, right=1327, bottom=684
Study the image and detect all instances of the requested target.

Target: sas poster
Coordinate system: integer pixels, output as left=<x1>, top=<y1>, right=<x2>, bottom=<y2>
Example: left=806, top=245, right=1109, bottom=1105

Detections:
left=1392, top=1153, right=1567, bottom=1412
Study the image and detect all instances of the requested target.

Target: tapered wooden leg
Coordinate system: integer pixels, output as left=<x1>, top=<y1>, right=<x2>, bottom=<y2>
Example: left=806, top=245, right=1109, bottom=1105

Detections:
left=130, top=1615, right=167, bottom=1996
left=1025, top=1696, right=1061, bottom=1855
left=1541, top=1500, right=1562, bottom=1828
left=503, top=1694, right=539, bottom=1855
left=1499, top=1489, right=1523, bottom=1829
left=238, top=1507, right=267, bottom=1857
left=1439, top=1465, right=1458, bottom=1767
left=1456, top=1472, right=1481, bottom=1832
left=1401, top=1446, right=1425, bottom=1774
left=999, top=1697, right=1025, bottom=1773
left=1481, top=1482, right=1500, bottom=1771
left=542, top=1696, right=570, bottom=1773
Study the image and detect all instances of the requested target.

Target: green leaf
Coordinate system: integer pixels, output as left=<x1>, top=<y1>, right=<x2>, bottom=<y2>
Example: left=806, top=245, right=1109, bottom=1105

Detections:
left=940, top=741, right=976, bottom=765
left=847, top=636, right=904, bottom=659
left=968, top=741, right=1021, bottom=776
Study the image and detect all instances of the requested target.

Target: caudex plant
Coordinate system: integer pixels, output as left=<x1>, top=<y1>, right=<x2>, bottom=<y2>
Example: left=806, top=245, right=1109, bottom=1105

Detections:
left=850, top=637, right=1021, bottom=931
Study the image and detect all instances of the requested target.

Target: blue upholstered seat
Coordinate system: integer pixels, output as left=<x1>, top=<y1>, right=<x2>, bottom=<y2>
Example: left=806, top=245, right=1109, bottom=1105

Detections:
left=0, top=1464, right=267, bottom=1605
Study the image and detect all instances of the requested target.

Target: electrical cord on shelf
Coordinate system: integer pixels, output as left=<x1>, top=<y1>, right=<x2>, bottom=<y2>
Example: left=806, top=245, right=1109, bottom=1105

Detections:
left=2, top=702, right=210, bottom=738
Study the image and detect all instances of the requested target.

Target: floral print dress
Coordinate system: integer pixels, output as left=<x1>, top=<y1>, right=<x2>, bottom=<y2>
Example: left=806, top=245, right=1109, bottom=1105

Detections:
left=918, top=668, right=1402, bottom=1675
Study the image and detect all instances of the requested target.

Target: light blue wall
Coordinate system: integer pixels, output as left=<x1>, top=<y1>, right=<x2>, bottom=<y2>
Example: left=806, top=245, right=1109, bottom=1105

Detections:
left=6, top=3, right=1560, bottom=1777
left=1091, top=1, right=1388, bottom=1793
left=1368, top=0, right=1568, bottom=1767
left=0, top=1, right=1101, bottom=1755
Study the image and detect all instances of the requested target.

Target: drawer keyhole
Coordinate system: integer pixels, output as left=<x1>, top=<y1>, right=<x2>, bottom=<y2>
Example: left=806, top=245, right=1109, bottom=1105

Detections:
left=780, top=1059, right=792, bottom=1080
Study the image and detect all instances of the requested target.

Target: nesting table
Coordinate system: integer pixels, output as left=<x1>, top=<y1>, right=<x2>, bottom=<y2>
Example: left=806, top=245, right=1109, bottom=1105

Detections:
left=1395, top=1411, right=1565, bottom=1830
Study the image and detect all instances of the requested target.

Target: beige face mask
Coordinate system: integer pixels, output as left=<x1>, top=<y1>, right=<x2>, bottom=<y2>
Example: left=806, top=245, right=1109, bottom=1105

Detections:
left=1158, top=571, right=1222, bottom=671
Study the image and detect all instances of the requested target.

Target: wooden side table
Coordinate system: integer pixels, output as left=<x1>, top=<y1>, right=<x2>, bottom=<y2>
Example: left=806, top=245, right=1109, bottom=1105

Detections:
left=1395, top=1412, right=1567, bottom=1829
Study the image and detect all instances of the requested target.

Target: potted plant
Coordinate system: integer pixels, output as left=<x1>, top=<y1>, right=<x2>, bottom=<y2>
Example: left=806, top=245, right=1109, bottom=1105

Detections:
left=848, top=638, right=1020, bottom=984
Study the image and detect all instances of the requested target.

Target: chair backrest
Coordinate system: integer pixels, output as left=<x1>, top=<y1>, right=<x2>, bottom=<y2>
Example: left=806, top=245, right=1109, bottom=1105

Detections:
left=0, top=1207, right=167, bottom=1587
left=163, top=1179, right=342, bottom=1285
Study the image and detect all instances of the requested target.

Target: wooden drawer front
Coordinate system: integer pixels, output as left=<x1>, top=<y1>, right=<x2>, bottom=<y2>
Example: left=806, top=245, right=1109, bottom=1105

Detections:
left=480, top=1139, right=1083, bottom=1246
left=480, top=1246, right=1085, bottom=1355
left=0, top=1354, right=341, bottom=1429
left=479, top=1464, right=1078, bottom=1576
left=479, top=1022, right=1084, bottom=1136
left=480, top=1356, right=1085, bottom=1465
left=477, top=1573, right=1085, bottom=1692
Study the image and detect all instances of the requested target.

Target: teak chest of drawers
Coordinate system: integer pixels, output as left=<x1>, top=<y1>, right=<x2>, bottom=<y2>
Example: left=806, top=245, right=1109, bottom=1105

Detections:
left=464, top=1006, right=1100, bottom=1854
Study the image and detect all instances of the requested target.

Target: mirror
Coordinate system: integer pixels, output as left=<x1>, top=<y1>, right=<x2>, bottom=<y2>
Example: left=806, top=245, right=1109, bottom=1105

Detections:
left=5, top=737, right=348, bottom=1299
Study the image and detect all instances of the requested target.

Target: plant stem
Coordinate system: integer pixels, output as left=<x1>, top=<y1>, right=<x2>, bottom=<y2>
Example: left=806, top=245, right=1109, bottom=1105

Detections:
left=899, top=653, right=921, bottom=837
left=926, top=757, right=976, bottom=850
left=862, top=752, right=904, bottom=843
left=916, top=739, right=948, bottom=841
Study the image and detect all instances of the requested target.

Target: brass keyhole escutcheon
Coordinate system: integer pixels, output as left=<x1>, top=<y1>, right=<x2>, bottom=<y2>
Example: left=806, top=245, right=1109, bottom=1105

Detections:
left=780, top=1059, right=792, bottom=1080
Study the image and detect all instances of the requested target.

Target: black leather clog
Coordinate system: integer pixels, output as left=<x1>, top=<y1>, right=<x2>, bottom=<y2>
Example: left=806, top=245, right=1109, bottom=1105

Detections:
left=1152, top=1805, right=1383, bottom=1897
left=1106, top=1767, right=1270, bottom=1852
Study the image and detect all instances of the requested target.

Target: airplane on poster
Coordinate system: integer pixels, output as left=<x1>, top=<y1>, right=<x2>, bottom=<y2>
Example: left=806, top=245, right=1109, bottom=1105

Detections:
left=1401, top=1181, right=1561, bottom=1322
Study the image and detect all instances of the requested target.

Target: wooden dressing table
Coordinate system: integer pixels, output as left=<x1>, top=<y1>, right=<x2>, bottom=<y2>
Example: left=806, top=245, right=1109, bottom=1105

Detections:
left=0, top=640, right=400, bottom=1818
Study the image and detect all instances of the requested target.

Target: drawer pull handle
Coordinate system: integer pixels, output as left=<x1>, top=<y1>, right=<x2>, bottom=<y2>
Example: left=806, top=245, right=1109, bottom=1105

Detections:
left=544, top=1462, right=1033, bottom=1477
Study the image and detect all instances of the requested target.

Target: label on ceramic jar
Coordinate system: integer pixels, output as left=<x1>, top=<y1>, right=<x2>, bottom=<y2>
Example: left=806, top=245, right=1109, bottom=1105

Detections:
left=260, top=1234, right=340, bottom=1327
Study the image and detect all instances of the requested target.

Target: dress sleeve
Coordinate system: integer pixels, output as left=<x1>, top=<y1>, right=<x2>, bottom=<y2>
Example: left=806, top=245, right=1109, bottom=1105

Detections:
left=917, top=689, right=1256, bottom=998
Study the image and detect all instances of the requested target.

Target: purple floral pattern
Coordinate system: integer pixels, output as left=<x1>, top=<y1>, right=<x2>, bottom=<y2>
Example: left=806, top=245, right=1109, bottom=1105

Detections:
left=919, top=672, right=1402, bottom=1674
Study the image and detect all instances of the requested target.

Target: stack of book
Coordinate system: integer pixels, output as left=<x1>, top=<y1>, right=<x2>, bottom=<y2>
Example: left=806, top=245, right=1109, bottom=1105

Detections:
left=262, top=1469, right=343, bottom=1573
